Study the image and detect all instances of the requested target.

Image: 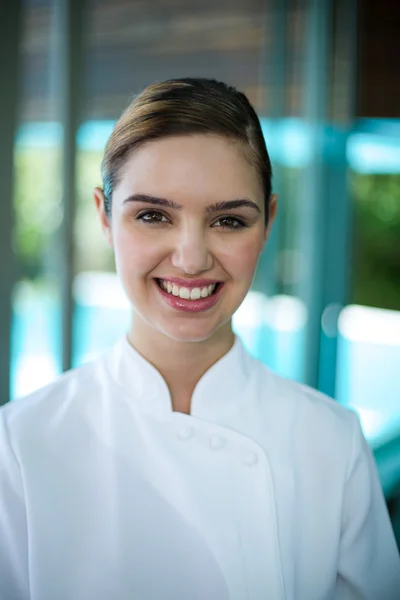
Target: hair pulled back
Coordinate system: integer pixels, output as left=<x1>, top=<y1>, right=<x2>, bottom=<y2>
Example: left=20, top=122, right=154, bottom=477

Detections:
left=101, top=78, right=272, bottom=223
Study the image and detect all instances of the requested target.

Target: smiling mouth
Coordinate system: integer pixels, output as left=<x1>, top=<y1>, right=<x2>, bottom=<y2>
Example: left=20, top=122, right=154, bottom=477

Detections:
left=155, top=279, right=222, bottom=301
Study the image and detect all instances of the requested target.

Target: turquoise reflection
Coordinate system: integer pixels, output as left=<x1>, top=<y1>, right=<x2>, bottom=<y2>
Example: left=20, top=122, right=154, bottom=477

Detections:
left=16, top=117, right=400, bottom=173
left=232, top=293, right=307, bottom=382
left=336, top=305, right=400, bottom=445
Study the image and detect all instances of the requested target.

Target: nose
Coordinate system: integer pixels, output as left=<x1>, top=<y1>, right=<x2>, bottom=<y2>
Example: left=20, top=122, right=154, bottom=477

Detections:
left=170, top=227, right=213, bottom=275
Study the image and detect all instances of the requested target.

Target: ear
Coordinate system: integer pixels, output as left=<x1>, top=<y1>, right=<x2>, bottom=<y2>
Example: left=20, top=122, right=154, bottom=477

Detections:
left=261, top=194, right=278, bottom=250
left=93, top=187, right=113, bottom=248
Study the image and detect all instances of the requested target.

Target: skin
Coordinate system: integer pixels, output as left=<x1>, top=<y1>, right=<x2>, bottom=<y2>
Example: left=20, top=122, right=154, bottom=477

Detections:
left=94, top=134, right=277, bottom=413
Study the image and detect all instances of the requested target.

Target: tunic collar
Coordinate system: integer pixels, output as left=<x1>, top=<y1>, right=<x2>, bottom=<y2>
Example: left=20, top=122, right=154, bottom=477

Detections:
left=106, top=335, right=252, bottom=421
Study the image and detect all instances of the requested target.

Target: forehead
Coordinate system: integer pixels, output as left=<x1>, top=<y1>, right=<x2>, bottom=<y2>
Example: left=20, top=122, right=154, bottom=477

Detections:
left=114, top=134, right=263, bottom=205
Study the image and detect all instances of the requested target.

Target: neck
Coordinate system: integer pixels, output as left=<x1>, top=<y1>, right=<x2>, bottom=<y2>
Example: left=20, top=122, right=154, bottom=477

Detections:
left=127, top=315, right=235, bottom=414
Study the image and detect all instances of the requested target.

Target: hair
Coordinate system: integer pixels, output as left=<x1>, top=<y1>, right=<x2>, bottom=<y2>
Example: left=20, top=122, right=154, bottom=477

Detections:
left=101, top=78, right=273, bottom=224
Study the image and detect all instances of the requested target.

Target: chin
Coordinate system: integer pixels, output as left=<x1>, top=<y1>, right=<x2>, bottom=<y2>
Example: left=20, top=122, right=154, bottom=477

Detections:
left=159, top=319, right=227, bottom=344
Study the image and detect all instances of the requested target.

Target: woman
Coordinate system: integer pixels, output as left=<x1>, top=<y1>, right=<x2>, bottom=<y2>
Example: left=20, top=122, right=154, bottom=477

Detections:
left=1, top=78, right=399, bottom=600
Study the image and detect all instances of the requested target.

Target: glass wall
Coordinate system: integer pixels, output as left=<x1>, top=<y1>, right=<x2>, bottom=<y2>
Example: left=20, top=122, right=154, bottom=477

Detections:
left=11, top=0, right=63, bottom=398
left=336, top=122, right=400, bottom=451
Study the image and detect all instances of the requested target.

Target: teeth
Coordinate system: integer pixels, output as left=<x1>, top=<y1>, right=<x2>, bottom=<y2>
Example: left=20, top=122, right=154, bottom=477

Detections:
left=190, top=288, right=201, bottom=300
left=159, top=280, right=218, bottom=300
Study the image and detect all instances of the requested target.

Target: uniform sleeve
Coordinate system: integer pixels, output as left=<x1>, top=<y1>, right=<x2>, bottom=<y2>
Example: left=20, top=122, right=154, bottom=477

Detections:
left=335, top=412, right=400, bottom=599
left=0, top=409, right=30, bottom=600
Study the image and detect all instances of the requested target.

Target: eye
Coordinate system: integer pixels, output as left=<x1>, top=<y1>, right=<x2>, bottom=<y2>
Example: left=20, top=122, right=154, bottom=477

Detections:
left=212, top=216, right=247, bottom=230
left=136, top=210, right=170, bottom=224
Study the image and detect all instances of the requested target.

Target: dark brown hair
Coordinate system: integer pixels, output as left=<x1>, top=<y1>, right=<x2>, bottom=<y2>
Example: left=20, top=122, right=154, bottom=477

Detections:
left=101, top=78, right=273, bottom=223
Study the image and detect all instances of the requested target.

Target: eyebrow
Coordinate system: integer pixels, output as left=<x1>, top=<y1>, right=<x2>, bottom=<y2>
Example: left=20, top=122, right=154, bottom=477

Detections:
left=122, top=194, right=261, bottom=214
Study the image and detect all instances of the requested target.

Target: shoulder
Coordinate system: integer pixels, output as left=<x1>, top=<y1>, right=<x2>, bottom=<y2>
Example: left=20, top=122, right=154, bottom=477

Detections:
left=252, top=354, right=357, bottom=422
left=247, top=354, right=360, bottom=456
left=0, top=351, right=109, bottom=436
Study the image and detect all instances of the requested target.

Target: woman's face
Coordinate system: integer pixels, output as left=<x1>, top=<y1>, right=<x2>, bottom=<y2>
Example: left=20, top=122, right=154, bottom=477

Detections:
left=95, top=134, right=276, bottom=344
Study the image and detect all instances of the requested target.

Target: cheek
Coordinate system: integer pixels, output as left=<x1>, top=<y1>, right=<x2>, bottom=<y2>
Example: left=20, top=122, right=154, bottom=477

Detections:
left=218, top=237, right=262, bottom=281
left=113, top=228, right=162, bottom=276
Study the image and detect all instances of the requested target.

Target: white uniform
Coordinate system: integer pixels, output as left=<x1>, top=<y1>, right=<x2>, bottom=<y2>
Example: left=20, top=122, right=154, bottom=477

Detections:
left=1, top=336, right=399, bottom=600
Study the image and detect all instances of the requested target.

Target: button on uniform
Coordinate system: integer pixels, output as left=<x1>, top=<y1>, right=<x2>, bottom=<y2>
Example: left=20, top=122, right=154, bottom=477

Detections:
left=177, top=426, right=194, bottom=441
left=243, top=451, right=258, bottom=467
left=209, top=435, right=226, bottom=450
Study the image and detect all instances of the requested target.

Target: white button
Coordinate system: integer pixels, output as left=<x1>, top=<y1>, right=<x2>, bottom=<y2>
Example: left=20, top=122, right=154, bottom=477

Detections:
left=177, top=426, right=194, bottom=441
left=243, top=451, right=258, bottom=466
left=209, top=435, right=226, bottom=450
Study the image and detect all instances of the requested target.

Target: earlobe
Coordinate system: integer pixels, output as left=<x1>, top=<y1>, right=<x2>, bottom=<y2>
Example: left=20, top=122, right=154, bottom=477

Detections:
left=93, top=186, right=113, bottom=248
left=268, top=194, right=278, bottom=226
left=264, top=194, right=278, bottom=241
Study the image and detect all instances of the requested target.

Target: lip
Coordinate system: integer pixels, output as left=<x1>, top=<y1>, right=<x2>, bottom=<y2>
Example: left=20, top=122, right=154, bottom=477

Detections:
left=154, top=279, right=224, bottom=313
left=156, top=277, right=222, bottom=289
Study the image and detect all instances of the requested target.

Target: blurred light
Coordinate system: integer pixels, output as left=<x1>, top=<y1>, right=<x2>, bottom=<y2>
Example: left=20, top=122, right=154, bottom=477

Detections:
left=73, top=271, right=130, bottom=309
left=15, top=122, right=62, bottom=148
left=77, top=121, right=116, bottom=151
left=338, top=305, right=400, bottom=346
left=261, top=118, right=312, bottom=167
left=336, top=304, right=400, bottom=444
left=232, top=292, right=266, bottom=356
left=321, top=303, right=342, bottom=337
left=347, top=133, right=400, bottom=174
left=13, top=354, right=59, bottom=399
left=352, top=406, right=389, bottom=440
left=264, top=295, right=308, bottom=333
left=233, top=291, right=266, bottom=328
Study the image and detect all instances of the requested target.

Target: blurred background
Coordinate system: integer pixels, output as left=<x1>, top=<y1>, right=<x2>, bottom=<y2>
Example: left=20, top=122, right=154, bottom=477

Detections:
left=1, top=0, right=399, bottom=544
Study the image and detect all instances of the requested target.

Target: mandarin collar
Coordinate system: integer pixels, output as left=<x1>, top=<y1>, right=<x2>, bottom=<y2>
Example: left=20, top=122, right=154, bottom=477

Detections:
left=106, top=335, right=251, bottom=421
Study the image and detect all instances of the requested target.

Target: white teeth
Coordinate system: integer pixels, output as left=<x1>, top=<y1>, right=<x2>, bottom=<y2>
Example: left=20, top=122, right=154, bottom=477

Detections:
left=159, top=280, right=218, bottom=300
left=190, top=288, right=201, bottom=300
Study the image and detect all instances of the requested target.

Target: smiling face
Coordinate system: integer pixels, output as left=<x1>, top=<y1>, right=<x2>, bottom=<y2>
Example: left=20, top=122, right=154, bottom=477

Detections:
left=94, top=134, right=276, bottom=347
